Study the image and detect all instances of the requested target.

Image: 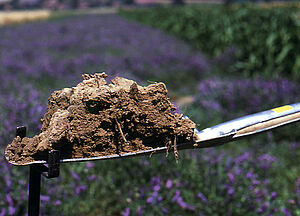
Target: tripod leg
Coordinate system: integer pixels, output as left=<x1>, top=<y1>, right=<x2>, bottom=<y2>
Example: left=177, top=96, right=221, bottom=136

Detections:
left=28, top=165, right=41, bottom=216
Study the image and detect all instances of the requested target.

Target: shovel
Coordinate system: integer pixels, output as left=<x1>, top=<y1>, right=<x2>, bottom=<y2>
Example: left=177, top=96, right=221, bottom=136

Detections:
left=6, top=102, right=300, bottom=216
left=8, top=102, right=300, bottom=165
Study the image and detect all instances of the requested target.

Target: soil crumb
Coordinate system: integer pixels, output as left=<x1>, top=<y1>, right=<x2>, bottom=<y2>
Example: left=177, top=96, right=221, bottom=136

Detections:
left=5, top=73, right=196, bottom=164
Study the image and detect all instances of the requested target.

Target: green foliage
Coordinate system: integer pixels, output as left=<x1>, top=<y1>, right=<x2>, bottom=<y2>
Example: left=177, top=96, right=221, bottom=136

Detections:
left=120, top=5, right=300, bottom=79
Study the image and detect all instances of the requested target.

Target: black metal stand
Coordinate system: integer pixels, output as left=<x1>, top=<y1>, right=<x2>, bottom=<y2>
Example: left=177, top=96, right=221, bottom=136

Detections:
left=16, top=126, right=61, bottom=216
left=28, top=165, right=42, bottom=216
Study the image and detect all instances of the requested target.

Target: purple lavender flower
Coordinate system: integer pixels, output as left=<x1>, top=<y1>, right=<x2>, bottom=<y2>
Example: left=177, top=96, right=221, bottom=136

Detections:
left=136, top=206, right=143, bottom=216
left=86, top=162, right=95, bottom=169
left=197, top=193, right=207, bottom=203
left=122, top=208, right=130, bottom=216
left=258, top=154, right=277, bottom=169
left=162, top=207, right=168, bottom=214
left=153, top=185, right=161, bottom=192
left=0, top=209, right=5, bottom=216
left=290, top=142, right=299, bottom=149
left=8, top=206, right=15, bottom=215
left=88, top=174, right=96, bottom=181
left=4, top=175, right=12, bottom=188
left=146, top=196, right=154, bottom=204
left=165, top=179, right=172, bottom=189
left=74, top=185, right=87, bottom=195
left=246, top=171, right=255, bottom=179
left=150, top=176, right=161, bottom=187
left=227, top=187, right=235, bottom=196
left=227, top=173, right=235, bottom=184
left=252, top=180, right=261, bottom=186
left=54, top=200, right=62, bottom=206
left=258, top=206, right=265, bottom=214
left=6, top=194, right=13, bottom=205
left=270, top=192, right=277, bottom=200
left=40, top=195, right=50, bottom=202
left=71, top=171, right=80, bottom=181
left=282, top=208, right=291, bottom=216
left=176, top=197, right=195, bottom=211
left=235, top=152, right=250, bottom=164
left=171, top=190, right=195, bottom=211
left=172, top=190, right=181, bottom=202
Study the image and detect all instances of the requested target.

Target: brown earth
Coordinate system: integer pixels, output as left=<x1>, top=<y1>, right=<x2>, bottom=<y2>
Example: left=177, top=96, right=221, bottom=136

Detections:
left=5, top=73, right=196, bottom=164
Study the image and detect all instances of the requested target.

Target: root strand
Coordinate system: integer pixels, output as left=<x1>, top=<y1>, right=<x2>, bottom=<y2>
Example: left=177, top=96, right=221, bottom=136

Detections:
left=115, top=118, right=127, bottom=143
left=174, top=136, right=179, bottom=163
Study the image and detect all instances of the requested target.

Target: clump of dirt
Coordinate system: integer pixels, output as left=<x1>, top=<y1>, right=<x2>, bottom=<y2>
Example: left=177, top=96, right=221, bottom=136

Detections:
left=5, top=73, right=197, bottom=164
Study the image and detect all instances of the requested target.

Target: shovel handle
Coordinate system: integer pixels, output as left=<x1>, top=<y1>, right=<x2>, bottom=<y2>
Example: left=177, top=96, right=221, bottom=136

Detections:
left=196, top=103, right=300, bottom=147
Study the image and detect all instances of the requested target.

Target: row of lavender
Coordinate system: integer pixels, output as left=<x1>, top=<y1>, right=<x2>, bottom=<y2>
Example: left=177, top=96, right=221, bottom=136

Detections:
left=1, top=144, right=299, bottom=215
left=0, top=14, right=299, bottom=215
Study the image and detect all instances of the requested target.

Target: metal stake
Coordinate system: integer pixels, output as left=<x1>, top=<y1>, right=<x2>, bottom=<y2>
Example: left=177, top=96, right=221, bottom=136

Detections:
left=28, top=165, right=42, bottom=216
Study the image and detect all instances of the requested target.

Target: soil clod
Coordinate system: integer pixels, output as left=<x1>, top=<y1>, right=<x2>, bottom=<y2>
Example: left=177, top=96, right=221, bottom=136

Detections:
left=5, top=73, right=197, bottom=164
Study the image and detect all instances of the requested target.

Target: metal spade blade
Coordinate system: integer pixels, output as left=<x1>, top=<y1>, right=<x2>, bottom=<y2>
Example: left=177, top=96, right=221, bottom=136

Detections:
left=6, top=102, right=300, bottom=166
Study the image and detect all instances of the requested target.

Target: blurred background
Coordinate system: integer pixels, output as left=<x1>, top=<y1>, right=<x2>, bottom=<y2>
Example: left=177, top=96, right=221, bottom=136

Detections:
left=0, top=0, right=299, bottom=215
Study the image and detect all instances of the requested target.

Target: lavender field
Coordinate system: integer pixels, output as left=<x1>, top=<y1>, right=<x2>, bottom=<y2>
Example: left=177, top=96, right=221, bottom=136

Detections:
left=0, top=13, right=299, bottom=215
